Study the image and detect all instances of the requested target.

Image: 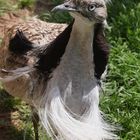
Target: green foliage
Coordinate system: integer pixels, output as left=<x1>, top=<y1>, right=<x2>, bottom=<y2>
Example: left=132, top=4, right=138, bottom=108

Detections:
left=100, top=0, right=140, bottom=139
left=0, top=0, right=17, bottom=15
left=52, top=0, right=63, bottom=5
left=5, top=126, right=34, bottom=140
left=37, top=0, right=72, bottom=23
left=108, top=1, right=140, bottom=52
left=0, top=89, right=19, bottom=112
left=39, top=11, right=72, bottom=23
left=0, top=0, right=35, bottom=15
left=18, top=0, right=35, bottom=9
left=101, top=40, right=140, bottom=139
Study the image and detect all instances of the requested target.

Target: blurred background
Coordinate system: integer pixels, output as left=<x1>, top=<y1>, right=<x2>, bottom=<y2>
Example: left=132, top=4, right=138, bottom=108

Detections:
left=0, top=0, right=140, bottom=139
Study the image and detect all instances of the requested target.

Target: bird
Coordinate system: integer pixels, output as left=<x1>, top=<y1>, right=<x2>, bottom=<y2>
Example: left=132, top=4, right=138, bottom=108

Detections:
left=0, top=0, right=118, bottom=140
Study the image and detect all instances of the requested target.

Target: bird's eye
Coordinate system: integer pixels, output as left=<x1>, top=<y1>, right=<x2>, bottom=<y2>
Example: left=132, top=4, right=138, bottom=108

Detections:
left=88, top=5, right=96, bottom=11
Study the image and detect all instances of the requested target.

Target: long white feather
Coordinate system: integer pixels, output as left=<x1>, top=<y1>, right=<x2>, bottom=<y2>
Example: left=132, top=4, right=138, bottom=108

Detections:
left=36, top=82, right=118, bottom=140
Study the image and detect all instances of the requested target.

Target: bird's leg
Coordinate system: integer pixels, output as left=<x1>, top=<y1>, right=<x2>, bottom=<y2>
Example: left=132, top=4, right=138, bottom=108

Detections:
left=31, top=107, right=39, bottom=140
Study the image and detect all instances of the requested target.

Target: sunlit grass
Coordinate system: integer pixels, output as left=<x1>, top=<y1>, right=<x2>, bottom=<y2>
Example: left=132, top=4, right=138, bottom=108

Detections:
left=101, top=0, right=140, bottom=139
left=0, top=0, right=17, bottom=15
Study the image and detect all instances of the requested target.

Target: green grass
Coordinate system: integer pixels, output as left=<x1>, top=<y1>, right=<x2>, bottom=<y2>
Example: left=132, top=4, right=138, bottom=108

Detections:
left=18, top=0, right=35, bottom=9
left=0, top=0, right=35, bottom=15
left=0, top=0, right=140, bottom=139
left=100, top=0, right=140, bottom=139
left=0, top=0, right=17, bottom=15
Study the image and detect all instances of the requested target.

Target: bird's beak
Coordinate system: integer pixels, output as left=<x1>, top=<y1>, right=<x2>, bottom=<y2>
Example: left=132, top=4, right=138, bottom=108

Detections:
left=52, top=1, right=77, bottom=12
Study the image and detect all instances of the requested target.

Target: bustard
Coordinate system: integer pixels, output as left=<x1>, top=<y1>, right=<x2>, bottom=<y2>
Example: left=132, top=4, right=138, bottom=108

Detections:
left=0, top=0, right=118, bottom=140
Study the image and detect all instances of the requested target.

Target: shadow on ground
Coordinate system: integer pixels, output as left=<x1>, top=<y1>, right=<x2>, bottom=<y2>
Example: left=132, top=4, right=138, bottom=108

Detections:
left=0, top=90, right=33, bottom=140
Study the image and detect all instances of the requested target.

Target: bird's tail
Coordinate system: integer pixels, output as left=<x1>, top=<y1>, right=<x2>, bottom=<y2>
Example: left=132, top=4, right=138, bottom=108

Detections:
left=35, top=84, right=118, bottom=140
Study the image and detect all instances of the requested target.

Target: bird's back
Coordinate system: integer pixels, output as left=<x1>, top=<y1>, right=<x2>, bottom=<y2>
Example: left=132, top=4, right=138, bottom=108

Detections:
left=0, top=18, right=68, bottom=69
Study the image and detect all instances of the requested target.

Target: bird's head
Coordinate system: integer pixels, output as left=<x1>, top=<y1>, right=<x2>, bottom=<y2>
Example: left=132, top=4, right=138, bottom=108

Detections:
left=52, top=0, right=108, bottom=24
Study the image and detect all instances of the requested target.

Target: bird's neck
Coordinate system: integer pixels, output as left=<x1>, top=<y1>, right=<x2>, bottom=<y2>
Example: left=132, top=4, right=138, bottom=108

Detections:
left=55, top=19, right=96, bottom=92
left=62, top=19, right=95, bottom=71
left=46, top=19, right=96, bottom=115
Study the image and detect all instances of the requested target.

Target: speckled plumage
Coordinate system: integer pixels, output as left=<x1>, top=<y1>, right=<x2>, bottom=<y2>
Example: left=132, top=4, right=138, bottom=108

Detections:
left=11, top=18, right=67, bottom=46
left=0, top=18, right=67, bottom=70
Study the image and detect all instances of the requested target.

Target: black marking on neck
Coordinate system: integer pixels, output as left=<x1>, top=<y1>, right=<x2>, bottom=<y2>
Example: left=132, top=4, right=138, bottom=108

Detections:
left=93, top=23, right=110, bottom=79
left=9, top=30, right=33, bottom=54
left=36, top=21, right=74, bottom=73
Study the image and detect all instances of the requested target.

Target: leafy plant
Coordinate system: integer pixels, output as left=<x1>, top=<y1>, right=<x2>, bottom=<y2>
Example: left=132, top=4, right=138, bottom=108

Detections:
left=39, top=11, right=72, bottom=23
left=0, top=0, right=17, bottom=15
left=18, top=0, right=35, bottom=9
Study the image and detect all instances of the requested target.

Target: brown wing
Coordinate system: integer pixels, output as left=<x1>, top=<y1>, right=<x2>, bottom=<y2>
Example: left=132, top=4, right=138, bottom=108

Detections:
left=0, top=18, right=67, bottom=70
left=10, top=18, right=67, bottom=46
